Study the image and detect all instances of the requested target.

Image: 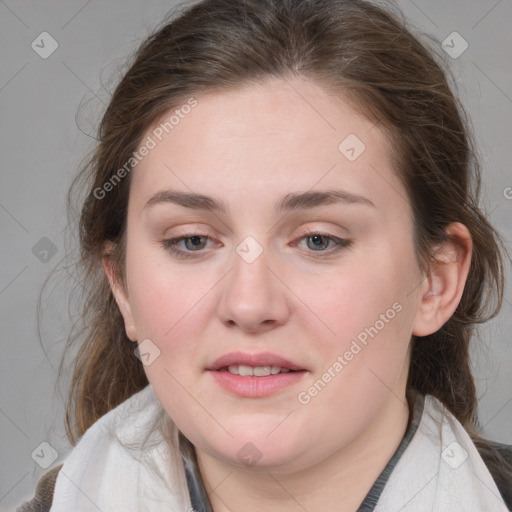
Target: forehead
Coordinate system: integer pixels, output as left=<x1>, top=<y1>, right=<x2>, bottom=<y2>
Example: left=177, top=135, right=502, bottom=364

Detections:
left=129, top=77, right=408, bottom=216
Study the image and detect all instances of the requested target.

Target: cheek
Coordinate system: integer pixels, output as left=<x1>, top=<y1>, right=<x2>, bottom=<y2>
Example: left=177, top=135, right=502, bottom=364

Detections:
left=126, top=239, right=209, bottom=335
left=125, top=255, right=214, bottom=421
left=294, top=270, right=413, bottom=444
left=294, top=259, right=410, bottom=346
left=294, top=250, right=418, bottom=397
left=124, top=245, right=213, bottom=387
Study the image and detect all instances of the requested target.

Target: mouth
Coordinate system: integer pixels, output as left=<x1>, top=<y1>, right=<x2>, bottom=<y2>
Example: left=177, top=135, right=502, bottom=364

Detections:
left=207, top=351, right=305, bottom=373
left=207, top=352, right=307, bottom=397
left=217, top=365, right=297, bottom=377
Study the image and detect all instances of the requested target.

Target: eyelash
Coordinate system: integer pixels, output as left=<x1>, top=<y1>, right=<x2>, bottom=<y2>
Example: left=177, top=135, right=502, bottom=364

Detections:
left=161, top=230, right=352, bottom=260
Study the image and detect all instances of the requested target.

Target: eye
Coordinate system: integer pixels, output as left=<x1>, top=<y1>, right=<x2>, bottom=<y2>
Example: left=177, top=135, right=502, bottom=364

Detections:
left=161, top=230, right=352, bottom=260
left=162, top=234, right=217, bottom=259
left=181, top=235, right=208, bottom=251
left=294, top=230, right=352, bottom=255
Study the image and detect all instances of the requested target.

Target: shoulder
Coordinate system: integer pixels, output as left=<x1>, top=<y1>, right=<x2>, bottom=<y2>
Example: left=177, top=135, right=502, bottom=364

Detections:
left=15, top=386, right=180, bottom=511
left=476, top=439, right=512, bottom=511
left=15, top=464, right=63, bottom=512
left=420, top=394, right=512, bottom=510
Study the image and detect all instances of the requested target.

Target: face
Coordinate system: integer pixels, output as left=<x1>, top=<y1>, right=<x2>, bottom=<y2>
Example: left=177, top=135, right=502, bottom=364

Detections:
left=109, top=77, right=429, bottom=473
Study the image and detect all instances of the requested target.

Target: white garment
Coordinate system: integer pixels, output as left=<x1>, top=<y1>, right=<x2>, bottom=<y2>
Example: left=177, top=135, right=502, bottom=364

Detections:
left=50, top=385, right=192, bottom=512
left=50, top=385, right=508, bottom=512
left=375, top=396, right=508, bottom=511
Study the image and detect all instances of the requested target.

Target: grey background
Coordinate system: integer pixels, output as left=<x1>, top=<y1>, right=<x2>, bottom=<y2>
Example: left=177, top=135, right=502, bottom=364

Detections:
left=0, top=0, right=511, bottom=509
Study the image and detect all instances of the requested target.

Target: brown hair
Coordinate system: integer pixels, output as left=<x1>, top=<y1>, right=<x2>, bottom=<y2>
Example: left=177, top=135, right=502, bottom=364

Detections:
left=63, top=0, right=509, bottom=477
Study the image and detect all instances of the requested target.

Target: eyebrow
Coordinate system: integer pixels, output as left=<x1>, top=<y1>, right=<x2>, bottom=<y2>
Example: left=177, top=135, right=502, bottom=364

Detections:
left=277, top=189, right=375, bottom=211
left=143, top=189, right=375, bottom=213
left=144, top=190, right=229, bottom=213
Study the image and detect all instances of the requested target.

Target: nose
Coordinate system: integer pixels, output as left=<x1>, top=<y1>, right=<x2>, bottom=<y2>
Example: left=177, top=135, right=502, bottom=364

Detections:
left=216, top=245, right=291, bottom=333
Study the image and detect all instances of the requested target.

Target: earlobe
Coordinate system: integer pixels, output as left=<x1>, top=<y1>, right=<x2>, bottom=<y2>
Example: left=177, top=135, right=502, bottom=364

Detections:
left=412, top=223, right=472, bottom=337
left=102, top=250, right=138, bottom=342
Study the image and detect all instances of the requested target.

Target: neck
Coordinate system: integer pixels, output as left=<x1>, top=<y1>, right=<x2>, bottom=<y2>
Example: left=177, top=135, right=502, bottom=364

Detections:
left=195, top=393, right=411, bottom=512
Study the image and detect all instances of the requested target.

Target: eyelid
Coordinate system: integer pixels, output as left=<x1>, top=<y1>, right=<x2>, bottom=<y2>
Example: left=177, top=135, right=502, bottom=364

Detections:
left=290, top=228, right=352, bottom=254
left=161, top=233, right=351, bottom=262
left=162, top=231, right=221, bottom=255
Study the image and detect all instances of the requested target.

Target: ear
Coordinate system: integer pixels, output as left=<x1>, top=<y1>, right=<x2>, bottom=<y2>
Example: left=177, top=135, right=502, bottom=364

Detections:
left=412, top=222, right=472, bottom=337
left=102, top=244, right=138, bottom=342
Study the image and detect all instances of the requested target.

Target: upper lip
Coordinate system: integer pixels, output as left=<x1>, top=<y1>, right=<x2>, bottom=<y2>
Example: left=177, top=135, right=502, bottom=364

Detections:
left=207, top=351, right=305, bottom=371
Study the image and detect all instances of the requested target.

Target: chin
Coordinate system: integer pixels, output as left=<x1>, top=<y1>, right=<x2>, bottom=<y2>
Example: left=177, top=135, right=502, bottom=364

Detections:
left=198, top=431, right=315, bottom=473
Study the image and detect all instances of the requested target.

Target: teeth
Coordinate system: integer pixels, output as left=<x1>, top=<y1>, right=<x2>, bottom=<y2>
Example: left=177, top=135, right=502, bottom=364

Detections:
left=239, top=365, right=255, bottom=376
left=226, top=365, right=291, bottom=376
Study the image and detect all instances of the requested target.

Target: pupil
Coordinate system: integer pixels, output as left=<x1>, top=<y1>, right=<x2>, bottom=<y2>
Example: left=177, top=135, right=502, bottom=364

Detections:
left=309, top=235, right=327, bottom=250
left=186, top=236, right=205, bottom=250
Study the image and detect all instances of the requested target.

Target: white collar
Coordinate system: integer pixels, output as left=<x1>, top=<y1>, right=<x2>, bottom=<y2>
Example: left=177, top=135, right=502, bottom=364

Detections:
left=51, top=385, right=191, bottom=512
left=50, top=385, right=508, bottom=511
left=375, top=394, right=508, bottom=511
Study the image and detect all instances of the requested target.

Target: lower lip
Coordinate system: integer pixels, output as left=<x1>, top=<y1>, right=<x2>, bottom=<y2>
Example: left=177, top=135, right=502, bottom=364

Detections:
left=209, top=370, right=306, bottom=398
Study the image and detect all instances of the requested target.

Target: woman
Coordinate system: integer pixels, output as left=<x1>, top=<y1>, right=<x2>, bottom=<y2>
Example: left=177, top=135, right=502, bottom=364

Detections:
left=17, top=0, right=512, bottom=510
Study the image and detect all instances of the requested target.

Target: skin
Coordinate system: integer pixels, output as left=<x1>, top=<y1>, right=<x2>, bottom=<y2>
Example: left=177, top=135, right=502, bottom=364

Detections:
left=104, top=77, right=472, bottom=511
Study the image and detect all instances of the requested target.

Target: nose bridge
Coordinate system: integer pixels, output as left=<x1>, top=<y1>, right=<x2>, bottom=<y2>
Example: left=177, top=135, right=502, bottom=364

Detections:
left=216, top=238, right=290, bottom=331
